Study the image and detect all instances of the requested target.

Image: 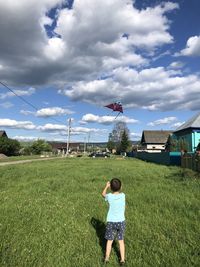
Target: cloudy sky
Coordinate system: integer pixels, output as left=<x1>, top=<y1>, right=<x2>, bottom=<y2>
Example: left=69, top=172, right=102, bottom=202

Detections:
left=0, top=0, right=200, bottom=142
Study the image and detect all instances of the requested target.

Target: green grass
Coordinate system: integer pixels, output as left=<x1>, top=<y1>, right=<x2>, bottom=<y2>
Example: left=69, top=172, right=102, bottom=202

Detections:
left=0, top=158, right=200, bottom=267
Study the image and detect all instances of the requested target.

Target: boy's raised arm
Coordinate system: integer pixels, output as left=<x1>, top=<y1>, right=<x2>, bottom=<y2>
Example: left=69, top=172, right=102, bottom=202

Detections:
left=101, top=181, right=110, bottom=198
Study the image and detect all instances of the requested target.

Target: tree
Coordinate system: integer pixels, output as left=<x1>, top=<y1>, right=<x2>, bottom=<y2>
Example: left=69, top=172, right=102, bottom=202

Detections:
left=0, top=137, right=21, bottom=156
left=21, top=146, right=33, bottom=156
left=119, top=130, right=130, bottom=153
left=30, top=139, right=52, bottom=155
left=196, top=142, right=200, bottom=152
left=107, top=139, right=115, bottom=152
left=108, top=121, right=130, bottom=154
left=107, top=133, right=116, bottom=152
left=178, top=139, right=188, bottom=152
left=109, top=122, right=130, bottom=143
left=167, top=135, right=177, bottom=152
left=168, top=136, right=189, bottom=152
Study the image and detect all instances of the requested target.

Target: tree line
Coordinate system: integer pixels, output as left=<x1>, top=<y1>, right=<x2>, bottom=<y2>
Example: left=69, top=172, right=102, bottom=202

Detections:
left=0, top=138, right=52, bottom=156
left=2, top=122, right=195, bottom=157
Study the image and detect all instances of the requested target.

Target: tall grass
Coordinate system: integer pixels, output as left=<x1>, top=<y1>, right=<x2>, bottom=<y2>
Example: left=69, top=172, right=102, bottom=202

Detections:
left=0, top=158, right=199, bottom=266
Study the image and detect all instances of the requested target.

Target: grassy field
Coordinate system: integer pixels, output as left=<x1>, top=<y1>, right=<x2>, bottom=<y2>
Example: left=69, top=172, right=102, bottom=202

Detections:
left=0, top=158, right=199, bottom=267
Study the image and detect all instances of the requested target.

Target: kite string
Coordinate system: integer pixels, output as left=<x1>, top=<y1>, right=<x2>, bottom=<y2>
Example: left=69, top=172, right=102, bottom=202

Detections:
left=107, top=110, right=114, bottom=116
left=114, top=112, right=121, bottom=120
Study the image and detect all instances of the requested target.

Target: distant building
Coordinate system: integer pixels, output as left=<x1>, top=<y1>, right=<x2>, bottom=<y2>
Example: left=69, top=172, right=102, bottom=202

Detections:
left=173, top=112, right=200, bottom=152
left=140, top=130, right=172, bottom=152
left=48, top=141, right=107, bottom=154
left=0, top=130, right=8, bottom=138
left=48, top=142, right=83, bottom=154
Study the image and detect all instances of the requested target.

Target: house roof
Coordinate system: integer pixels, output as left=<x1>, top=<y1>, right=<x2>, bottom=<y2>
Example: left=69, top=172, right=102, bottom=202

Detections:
left=48, top=142, right=82, bottom=149
left=174, top=112, right=200, bottom=132
left=0, top=130, right=7, bottom=137
left=141, top=130, right=172, bottom=144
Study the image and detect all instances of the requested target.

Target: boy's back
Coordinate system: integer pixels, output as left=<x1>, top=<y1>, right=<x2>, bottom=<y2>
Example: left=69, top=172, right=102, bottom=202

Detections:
left=105, top=192, right=125, bottom=222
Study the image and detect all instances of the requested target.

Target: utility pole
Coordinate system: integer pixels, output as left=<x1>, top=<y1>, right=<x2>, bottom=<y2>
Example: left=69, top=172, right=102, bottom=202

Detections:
left=87, top=132, right=91, bottom=153
left=66, top=118, right=71, bottom=156
left=84, top=136, right=86, bottom=154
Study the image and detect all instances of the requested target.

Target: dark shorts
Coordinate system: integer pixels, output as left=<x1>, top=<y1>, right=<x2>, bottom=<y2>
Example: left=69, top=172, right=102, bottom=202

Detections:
left=105, top=221, right=125, bottom=240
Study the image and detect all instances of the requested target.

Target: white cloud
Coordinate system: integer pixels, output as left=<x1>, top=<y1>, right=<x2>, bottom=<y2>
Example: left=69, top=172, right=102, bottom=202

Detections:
left=44, top=37, right=66, bottom=61
left=81, top=113, right=139, bottom=125
left=71, top=127, right=106, bottom=135
left=20, top=107, right=74, bottom=117
left=0, top=0, right=178, bottom=85
left=171, top=122, right=185, bottom=129
left=38, top=123, right=67, bottom=132
left=13, top=136, right=39, bottom=141
left=0, top=118, right=106, bottom=138
left=147, top=117, right=177, bottom=126
left=178, top=35, right=200, bottom=57
left=0, top=88, right=35, bottom=100
left=36, top=107, right=74, bottom=117
left=37, top=122, right=105, bottom=135
left=20, top=110, right=34, bottom=115
left=59, top=66, right=200, bottom=111
left=168, top=61, right=185, bottom=69
left=40, top=15, right=53, bottom=27
left=0, top=102, right=14, bottom=108
left=37, top=122, right=106, bottom=136
left=130, top=132, right=142, bottom=140
left=58, top=0, right=177, bottom=48
left=0, top=118, right=36, bottom=130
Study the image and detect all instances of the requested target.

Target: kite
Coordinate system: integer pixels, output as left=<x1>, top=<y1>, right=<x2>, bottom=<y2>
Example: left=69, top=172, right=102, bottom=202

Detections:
left=104, top=102, right=123, bottom=119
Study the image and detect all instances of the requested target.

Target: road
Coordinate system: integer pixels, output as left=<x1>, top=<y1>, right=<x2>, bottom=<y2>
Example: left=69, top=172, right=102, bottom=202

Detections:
left=0, top=157, right=64, bottom=166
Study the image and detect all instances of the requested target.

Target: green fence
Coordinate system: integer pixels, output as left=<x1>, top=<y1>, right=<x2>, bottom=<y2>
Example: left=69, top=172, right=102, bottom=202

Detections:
left=136, top=152, right=181, bottom=166
left=135, top=151, right=200, bottom=172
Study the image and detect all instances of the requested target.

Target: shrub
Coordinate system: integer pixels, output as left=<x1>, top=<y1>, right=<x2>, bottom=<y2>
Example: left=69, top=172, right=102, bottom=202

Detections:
left=0, top=137, right=21, bottom=156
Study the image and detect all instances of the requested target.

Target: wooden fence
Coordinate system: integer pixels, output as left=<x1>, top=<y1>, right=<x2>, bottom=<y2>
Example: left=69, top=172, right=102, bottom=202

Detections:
left=181, top=154, right=200, bottom=172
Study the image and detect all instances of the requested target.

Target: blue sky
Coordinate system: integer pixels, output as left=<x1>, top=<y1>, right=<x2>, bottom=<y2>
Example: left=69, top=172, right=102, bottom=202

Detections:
left=0, top=0, right=200, bottom=142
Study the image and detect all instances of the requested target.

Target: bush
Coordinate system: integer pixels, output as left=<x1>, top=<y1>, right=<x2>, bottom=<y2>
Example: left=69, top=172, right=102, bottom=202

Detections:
left=30, top=139, right=52, bottom=155
left=0, top=137, right=21, bottom=156
left=21, top=146, right=33, bottom=156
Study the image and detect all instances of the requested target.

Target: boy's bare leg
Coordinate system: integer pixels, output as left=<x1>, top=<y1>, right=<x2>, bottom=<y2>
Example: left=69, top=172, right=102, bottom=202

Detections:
left=118, top=240, right=125, bottom=262
left=105, top=240, right=113, bottom=261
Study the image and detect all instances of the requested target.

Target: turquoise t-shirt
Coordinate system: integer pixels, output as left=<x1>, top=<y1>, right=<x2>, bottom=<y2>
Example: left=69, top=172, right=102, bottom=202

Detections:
left=105, top=193, right=125, bottom=222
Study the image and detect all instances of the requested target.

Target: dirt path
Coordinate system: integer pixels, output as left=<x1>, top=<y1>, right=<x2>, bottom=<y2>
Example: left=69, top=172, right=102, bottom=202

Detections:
left=0, top=157, right=64, bottom=166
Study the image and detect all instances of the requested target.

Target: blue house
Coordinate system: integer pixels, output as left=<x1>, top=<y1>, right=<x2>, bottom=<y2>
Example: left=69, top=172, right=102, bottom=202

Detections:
left=173, top=112, right=200, bottom=152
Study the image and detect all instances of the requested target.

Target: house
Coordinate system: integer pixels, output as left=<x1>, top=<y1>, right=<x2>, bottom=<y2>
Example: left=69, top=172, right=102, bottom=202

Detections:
left=48, top=142, right=83, bottom=154
left=0, top=130, right=8, bottom=138
left=173, top=112, right=200, bottom=152
left=140, top=130, right=172, bottom=152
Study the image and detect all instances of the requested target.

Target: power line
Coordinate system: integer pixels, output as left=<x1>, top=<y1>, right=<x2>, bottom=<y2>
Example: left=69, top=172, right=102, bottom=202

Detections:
left=0, top=81, right=39, bottom=111
left=0, top=81, right=65, bottom=125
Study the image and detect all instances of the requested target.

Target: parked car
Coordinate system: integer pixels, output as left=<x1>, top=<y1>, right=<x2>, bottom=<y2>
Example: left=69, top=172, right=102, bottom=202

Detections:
left=88, top=152, right=110, bottom=158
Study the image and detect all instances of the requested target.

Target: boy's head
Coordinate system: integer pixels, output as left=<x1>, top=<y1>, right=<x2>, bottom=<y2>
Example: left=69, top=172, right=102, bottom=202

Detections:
left=110, top=178, right=121, bottom=192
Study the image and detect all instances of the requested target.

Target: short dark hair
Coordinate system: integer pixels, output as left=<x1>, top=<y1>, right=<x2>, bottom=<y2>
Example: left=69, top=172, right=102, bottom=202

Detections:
left=110, top=178, right=121, bottom=192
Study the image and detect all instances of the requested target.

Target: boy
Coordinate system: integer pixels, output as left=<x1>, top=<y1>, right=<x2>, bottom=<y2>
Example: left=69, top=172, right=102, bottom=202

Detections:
left=102, top=178, right=126, bottom=265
